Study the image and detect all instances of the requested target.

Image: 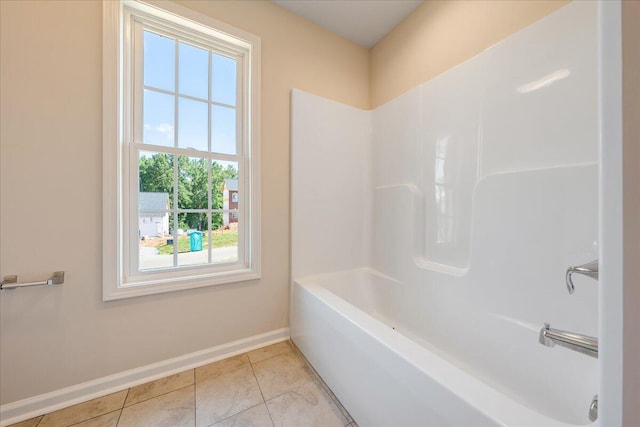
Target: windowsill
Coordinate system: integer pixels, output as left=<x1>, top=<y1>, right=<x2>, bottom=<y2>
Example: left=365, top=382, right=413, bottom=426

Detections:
left=103, top=269, right=261, bottom=301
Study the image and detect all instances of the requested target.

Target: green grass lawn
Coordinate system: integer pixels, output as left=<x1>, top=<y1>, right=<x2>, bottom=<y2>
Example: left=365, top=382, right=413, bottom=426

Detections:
left=157, top=231, right=237, bottom=255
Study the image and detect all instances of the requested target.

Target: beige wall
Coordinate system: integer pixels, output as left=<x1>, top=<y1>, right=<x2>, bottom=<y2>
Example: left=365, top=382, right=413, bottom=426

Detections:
left=370, top=0, right=570, bottom=108
left=622, top=0, right=640, bottom=424
left=0, top=0, right=367, bottom=404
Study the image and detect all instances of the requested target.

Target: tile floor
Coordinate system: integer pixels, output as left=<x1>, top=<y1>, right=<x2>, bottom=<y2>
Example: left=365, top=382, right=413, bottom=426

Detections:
left=9, top=341, right=357, bottom=427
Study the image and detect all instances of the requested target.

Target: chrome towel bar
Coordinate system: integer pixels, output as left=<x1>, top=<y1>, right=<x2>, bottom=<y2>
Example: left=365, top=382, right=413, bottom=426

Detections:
left=0, top=271, right=65, bottom=290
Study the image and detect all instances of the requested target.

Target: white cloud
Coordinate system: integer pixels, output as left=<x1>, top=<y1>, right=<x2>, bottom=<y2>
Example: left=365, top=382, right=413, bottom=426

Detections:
left=156, top=123, right=173, bottom=133
left=144, top=122, right=174, bottom=139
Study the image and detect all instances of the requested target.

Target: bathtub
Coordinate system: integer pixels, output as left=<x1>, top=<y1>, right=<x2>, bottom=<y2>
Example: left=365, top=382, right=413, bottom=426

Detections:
left=290, top=268, right=592, bottom=427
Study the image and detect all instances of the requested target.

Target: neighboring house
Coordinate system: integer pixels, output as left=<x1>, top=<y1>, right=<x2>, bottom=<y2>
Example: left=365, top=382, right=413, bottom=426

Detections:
left=222, top=178, right=238, bottom=225
left=139, top=192, right=169, bottom=238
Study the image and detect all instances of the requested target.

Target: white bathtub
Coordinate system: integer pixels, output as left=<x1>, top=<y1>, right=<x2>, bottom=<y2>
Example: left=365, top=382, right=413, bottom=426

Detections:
left=290, top=268, right=594, bottom=427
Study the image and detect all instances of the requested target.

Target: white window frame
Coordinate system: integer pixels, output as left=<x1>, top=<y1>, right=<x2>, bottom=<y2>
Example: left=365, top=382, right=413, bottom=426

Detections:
left=103, top=0, right=261, bottom=301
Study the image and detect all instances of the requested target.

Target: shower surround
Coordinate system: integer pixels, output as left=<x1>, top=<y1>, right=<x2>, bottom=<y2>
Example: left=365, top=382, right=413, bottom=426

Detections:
left=291, top=2, right=599, bottom=426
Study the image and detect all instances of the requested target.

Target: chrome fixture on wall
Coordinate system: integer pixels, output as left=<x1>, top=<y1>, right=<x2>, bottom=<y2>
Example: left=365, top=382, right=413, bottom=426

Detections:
left=541, top=259, right=600, bottom=421
left=538, top=323, right=598, bottom=358
left=589, top=395, right=598, bottom=422
left=565, top=259, right=598, bottom=294
left=0, top=271, right=65, bottom=290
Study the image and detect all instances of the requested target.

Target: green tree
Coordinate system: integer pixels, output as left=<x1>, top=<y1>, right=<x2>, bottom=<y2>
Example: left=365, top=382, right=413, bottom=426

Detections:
left=139, top=153, right=173, bottom=194
left=181, top=157, right=208, bottom=231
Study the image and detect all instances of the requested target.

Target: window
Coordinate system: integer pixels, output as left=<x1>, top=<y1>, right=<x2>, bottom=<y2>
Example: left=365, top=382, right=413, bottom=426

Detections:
left=103, top=1, right=261, bottom=300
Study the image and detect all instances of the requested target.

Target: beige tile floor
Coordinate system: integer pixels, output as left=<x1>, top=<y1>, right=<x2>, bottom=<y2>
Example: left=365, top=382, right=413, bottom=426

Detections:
left=9, top=341, right=358, bottom=427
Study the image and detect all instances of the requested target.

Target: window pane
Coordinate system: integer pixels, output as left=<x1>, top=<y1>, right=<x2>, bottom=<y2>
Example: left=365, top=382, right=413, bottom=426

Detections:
left=139, top=151, right=174, bottom=209
left=213, top=212, right=238, bottom=262
left=179, top=42, right=208, bottom=99
left=178, top=217, right=209, bottom=267
left=177, top=156, right=209, bottom=210
left=178, top=98, right=208, bottom=151
left=212, top=53, right=236, bottom=106
left=138, top=215, right=173, bottom=270
left=212, top=160, right=238, bottom=228
left=214, top=159, right=239, bottom=263
left=144, top=30, right=174, bottom=91
left=143, top=90, right=175, bottom=147
left=212, top=105, right=236, bottom=155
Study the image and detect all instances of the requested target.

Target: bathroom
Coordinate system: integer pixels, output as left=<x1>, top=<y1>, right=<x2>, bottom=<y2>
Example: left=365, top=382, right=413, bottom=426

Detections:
left=0, top=1, right=638, bottom=426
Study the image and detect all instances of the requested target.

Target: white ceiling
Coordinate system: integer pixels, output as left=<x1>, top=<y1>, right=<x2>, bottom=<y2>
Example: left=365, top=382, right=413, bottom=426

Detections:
left=272, top=0, right=423, bottom=48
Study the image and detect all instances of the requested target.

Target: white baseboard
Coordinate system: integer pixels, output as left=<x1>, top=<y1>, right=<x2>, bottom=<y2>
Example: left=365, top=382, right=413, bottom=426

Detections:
left=0, top=328, right=289, bottom=427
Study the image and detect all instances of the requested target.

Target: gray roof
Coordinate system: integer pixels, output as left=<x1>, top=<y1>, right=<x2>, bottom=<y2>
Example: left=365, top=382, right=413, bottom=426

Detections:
left=224, top=179, right=238, bottom=191
left=139, top=192, right=169, bottom=216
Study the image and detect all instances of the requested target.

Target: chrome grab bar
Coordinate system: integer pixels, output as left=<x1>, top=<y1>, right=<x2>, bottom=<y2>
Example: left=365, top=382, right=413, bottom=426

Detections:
left=566, top=259, right=598, bottom=294
left=0, top=271, right=65, bottom=290
left=539, top=323, right=598, bottom=358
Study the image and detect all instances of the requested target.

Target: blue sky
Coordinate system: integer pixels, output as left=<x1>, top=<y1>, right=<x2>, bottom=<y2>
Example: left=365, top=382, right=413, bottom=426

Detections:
left=142, top=30, right=237, bottom=155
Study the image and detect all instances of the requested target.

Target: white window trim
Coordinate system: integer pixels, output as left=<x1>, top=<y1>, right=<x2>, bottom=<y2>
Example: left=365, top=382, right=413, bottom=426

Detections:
left=103, top=0, right=261, bottom=301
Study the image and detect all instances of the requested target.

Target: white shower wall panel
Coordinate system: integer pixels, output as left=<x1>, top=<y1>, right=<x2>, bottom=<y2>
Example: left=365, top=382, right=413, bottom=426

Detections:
left=290, top=90, right=372, bottom=279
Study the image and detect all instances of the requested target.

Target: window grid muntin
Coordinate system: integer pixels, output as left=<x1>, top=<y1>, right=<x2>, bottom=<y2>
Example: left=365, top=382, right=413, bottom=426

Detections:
left=139, top=209, right=239, bottom=214
left=142, top=86, right=236, bottom=110
left=128, top=17, right=246, bottom=279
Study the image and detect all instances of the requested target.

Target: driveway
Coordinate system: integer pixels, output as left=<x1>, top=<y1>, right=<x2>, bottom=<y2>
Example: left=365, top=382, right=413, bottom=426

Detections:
left=139, top=246, right=238, bottom=269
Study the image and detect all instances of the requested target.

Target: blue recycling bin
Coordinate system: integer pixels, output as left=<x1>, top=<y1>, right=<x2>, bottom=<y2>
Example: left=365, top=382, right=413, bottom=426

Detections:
left=189, top=231, right=203, bottom=251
